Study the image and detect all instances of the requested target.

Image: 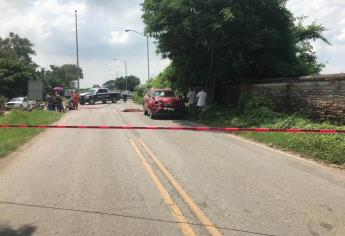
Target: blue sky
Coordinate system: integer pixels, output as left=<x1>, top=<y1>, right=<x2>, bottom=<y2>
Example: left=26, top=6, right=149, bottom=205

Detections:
left=0, top=0, right=344, bottom=88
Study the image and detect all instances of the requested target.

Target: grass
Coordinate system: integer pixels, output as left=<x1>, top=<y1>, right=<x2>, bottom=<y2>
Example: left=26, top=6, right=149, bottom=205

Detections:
left=196, top=100, right=345, bottom=166
left=0, top=110, right=63, bottom=158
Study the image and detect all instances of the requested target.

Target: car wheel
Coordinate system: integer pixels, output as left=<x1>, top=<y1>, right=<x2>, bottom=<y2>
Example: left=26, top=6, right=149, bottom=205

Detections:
left=80, top=101, right=85, bottom=105
left=102, top=101, right=106, bottom=104
left=112, top=98, right=117, bottom=103
left=89, top=98, right=95, bottom=105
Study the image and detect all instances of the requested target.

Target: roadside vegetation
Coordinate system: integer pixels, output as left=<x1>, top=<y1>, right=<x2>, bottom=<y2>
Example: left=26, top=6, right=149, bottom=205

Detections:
left=0, top=110, right=63, bottom=158
left=134, top=1, right=345, bottom=167
left=133, top=75, right=345, bottom=166
left=197, top=95, right=345, bottom=166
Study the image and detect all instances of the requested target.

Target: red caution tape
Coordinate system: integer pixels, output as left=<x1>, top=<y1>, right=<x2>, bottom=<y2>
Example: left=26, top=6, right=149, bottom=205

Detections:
left=0, top=124, right=344, bottom=134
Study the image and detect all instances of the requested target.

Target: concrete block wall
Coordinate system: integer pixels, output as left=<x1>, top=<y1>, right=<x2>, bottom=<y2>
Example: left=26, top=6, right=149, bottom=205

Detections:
left=221, top=74, right=345, bottom=123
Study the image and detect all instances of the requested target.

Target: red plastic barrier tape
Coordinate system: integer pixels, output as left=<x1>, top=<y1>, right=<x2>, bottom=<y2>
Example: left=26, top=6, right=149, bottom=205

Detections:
left=0, top=124, right=345, bottom=134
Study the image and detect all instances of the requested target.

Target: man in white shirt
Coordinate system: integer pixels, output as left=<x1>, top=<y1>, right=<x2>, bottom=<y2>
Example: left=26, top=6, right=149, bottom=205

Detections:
left=196, top=88, right=207, bottom=109
left=186, top=88, right=196, bottom=115
left=186, top=88, right=196, bottom=104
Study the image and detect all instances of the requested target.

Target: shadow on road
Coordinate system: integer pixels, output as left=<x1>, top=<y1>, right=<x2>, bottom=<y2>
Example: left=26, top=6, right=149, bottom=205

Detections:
left=154, top=115, right=204, bottom=127
left=0, top=224, right=36, bottom=236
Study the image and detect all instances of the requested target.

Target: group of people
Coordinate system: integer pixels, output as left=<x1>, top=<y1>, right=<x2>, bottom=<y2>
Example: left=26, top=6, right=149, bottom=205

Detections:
left=47, top=90, right=80, bottom=112
left=47, top=92, right=64, bottom=112
left=186, top=87, right=207, bottom=116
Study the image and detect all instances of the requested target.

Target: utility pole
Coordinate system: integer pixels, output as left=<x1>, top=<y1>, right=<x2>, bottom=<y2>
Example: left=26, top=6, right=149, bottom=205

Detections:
left=75, top=10, right=80, bottom=90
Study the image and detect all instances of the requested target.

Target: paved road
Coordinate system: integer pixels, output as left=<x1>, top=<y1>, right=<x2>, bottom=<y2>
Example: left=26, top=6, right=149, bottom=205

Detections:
left=0, top=101, right=345, bottom=236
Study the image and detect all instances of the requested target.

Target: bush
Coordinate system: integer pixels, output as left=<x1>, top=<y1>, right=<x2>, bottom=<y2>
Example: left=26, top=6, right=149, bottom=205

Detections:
left=197, top=95, right=345, bottom=165
left=132, top=85, right=147, bottom=104
left=243, top=106, right=281, bottom=126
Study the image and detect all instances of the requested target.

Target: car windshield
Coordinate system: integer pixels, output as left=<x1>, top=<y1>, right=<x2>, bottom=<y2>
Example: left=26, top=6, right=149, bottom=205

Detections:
left=153, top=90, right=175, bottom=97
left=88, top=89, right=97, bottom=94
left=10, top=98, right=23, bottom=102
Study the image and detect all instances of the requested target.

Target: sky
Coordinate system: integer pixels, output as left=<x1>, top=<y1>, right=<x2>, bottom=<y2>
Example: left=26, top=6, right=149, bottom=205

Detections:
left=0, top=0, right=344, bottom=88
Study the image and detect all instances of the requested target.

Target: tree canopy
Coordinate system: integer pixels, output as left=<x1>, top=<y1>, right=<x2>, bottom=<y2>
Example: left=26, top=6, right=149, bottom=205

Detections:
left=0, top=32, right=84, bottom=98
left=39, top=64, right=83, bottom=95
left=103, top=75, right=141, bottom=91
left=0, top=33, right=37, bottom=98
left=142, top=0, right=330, bottom=103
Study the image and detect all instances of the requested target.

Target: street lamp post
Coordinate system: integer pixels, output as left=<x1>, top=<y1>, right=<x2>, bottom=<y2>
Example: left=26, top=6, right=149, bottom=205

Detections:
left=125, top=29, right=150, bottom=81
left=113, top=58, right=127, bottom=91
left=75, top=10, right=80, bottom=90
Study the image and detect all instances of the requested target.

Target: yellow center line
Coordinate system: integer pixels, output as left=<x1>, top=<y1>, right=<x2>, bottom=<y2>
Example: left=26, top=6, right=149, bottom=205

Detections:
left=138, top=139, right=223, bottom=236
left=129, top=139, right=196, bottom=236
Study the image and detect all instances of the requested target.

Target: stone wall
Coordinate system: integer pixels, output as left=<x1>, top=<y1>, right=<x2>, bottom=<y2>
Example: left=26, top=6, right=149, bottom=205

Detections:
left=221, top=74, right=345, bottom=122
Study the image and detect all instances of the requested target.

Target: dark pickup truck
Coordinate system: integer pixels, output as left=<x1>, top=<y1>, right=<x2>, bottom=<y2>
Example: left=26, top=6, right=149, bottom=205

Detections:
left=79, top=88, right=120, bottom=105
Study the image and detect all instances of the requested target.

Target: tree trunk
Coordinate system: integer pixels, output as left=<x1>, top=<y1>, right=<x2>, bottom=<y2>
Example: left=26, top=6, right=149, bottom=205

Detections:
left=207, top=37, right=217, bottom=104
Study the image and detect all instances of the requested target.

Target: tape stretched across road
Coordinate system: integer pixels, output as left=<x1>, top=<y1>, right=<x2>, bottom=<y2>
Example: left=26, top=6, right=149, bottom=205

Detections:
left=0, top=124, right=345, bottom=134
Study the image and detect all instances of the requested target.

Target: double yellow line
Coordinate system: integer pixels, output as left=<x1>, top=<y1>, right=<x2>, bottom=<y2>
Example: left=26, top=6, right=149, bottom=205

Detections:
left=130, top=138, right=222, bottom=236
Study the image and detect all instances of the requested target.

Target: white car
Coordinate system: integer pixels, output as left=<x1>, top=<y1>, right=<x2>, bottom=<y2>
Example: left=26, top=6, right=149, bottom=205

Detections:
left=5, top=97, right=35, bottom=110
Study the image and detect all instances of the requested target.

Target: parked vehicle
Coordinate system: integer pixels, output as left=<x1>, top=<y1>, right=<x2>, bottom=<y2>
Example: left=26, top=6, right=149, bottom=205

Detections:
left=79, top=88, right=120, bottom=105
left=143, top=88, right=185, bottom=119
left=5, top=97, right=35, bottom=110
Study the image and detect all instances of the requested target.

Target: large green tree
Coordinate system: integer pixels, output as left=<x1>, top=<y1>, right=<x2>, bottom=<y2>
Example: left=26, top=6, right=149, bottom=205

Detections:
left=0, top=33, right=37, bottom=98
left=40, top=64, right=83, bottom=94
left=103, top=75, right=141, bottom=91
left=142, top=0, right=329, bottom=103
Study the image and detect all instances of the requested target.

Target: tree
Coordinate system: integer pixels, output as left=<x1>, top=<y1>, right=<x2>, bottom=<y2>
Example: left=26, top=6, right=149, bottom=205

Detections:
left=292, top=18, right=331, bottom=75
left=103, top=75, right=141, bottom=91
left=102, top=80, right=117, bottom=91
left=145, top=65, right=173, bottom=90
left=40, top=64, right=83, bottom=95
left=0, top=33, right=37, bottom=98
left=142, top=0, right=329, bottom=103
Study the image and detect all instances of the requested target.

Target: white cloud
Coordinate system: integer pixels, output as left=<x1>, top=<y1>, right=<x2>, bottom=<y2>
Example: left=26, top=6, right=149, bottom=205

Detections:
left=106, top=31, right=129, bottom=44
left=1, top=0, right=343, bottom=88
left=0, top=0, right=85, bottom=43
left=0, top=0, right=169, bottom=88
left=287, top=0, right=345, bottom=74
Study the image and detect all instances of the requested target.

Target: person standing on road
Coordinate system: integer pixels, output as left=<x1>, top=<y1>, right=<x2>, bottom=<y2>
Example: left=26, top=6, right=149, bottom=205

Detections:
left=186, top=88, right=196, bottom=116
left=121, top=90, right=128, bottom=103
left=52, top=92, right=58, bottom=111
left=196, top=88, right=207, bottom=115
left=72, top=91, right=80, bottom=110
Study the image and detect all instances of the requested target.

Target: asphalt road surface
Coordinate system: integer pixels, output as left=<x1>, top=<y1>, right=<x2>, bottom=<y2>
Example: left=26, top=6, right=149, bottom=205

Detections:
left=0, top=101, right=345, bottom=236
